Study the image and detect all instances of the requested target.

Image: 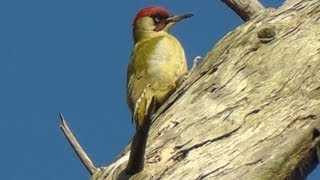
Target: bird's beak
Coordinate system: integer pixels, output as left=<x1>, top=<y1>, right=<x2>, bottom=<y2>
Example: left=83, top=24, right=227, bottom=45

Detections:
left=164, top=13, right=193, bottom=31
left=166, top=13, right=193, bottom=23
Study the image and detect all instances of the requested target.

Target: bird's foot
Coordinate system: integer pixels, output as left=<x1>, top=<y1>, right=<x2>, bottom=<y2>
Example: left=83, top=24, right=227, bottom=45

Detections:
left=190, top=56, right=202, bottom=72
left=182, top=56, right=202, bottom=81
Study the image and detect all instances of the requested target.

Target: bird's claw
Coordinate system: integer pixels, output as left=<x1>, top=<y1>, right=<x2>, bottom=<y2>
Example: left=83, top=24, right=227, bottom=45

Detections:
left=181, top=56, right=202, bottom=82
left=190, top=56, right=202, bottom=72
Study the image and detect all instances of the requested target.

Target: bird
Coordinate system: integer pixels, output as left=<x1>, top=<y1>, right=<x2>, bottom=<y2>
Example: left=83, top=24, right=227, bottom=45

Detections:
left=127, top=6, right=193, bottom=130
left=125, top=6, right=193, bottom=174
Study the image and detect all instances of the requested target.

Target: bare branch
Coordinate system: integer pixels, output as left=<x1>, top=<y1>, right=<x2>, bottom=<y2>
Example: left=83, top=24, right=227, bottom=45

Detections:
left=221, top=0, right=265, bottom=21
left=92, top=1, right=320, bottom=179
left=59, top=112, right=97, bottom=175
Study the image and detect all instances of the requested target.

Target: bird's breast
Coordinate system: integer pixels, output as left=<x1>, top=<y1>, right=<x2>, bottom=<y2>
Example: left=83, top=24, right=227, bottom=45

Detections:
left=145, top=36, right=187, bottom=82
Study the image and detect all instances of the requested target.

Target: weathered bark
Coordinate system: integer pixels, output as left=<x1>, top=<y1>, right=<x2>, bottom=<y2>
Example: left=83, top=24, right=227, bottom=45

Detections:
left=93, top=0, right=320, bottom=179
left=221, top=0, right=265, bottom=21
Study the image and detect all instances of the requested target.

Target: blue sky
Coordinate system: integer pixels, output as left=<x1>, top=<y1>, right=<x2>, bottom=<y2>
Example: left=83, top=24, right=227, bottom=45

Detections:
left=0, top=0, right=319, bottom=179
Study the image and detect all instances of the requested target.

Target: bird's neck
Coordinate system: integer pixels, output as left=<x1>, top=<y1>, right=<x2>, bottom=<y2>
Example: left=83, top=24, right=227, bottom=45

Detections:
left=133, top=28, right=169, bottom=44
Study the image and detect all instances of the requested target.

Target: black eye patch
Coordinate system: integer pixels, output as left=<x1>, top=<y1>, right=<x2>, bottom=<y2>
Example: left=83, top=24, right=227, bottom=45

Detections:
left=152, top=14, right=168, bottom=24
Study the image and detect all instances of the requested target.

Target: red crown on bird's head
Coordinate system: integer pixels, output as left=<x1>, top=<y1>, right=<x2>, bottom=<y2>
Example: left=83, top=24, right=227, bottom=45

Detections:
left=132, top=6, right=170, bottom=27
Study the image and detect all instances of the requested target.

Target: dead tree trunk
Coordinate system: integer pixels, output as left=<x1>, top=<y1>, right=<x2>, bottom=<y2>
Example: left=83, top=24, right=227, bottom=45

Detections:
left=92, top=0, right=320, bottom=179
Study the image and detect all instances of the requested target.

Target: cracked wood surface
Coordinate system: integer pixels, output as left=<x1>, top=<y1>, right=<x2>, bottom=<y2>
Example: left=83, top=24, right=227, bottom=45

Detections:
left=93, top=0, right=320, bottom=179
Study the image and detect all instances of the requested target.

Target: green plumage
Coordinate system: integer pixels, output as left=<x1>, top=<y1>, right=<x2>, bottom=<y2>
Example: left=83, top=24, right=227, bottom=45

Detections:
left=127, top=16, right=187, bottom=128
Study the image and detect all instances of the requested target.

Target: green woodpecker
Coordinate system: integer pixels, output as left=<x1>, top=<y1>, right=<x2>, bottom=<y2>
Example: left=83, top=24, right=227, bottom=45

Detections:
left=127, top=6, right=193, bottom=129
left=125, top=6, right=192, bottom=174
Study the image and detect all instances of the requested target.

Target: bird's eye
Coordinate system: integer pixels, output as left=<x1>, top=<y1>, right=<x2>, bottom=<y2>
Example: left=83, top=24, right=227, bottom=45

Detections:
left=153, top=15, right=161, bottom=23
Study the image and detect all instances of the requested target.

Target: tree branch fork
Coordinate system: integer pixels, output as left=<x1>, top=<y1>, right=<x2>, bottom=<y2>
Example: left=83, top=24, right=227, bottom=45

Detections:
left=58, top=0, right=320, bottom=179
